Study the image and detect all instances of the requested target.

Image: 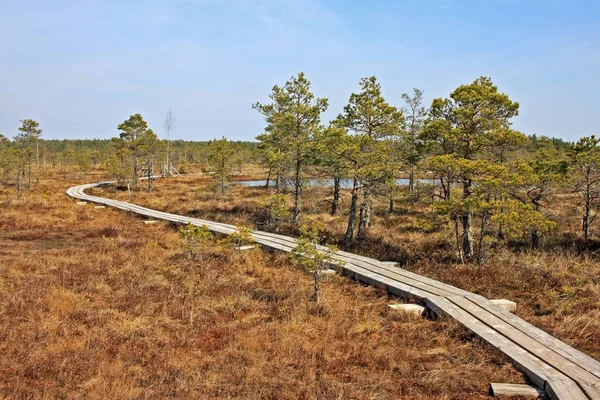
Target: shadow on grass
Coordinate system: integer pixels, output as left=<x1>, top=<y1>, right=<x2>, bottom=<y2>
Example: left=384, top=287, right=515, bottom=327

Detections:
left=506, top=232, right=600, bottom=259
left=340, top=233, right=455, bottom=266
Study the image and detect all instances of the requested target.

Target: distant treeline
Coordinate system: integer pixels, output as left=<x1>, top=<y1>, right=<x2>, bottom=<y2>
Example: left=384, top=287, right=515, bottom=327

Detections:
left=528, top=134, right=571, bottom=151
left=2, top=137, right=260, bottom=172
left=0, top=126, right=575, bottom=186
left=37, top=133, right=571, bottom=159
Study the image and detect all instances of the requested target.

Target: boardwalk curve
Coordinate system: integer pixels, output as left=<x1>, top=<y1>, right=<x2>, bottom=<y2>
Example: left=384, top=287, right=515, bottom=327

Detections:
left=67, top=181, right=600, bottom=400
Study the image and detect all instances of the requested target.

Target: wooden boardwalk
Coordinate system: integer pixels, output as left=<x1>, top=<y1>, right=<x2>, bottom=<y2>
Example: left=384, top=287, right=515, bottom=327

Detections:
left=67, top=181, right=600, bottom=400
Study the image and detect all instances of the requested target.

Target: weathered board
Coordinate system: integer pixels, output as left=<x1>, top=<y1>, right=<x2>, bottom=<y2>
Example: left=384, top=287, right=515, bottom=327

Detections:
left=489, top=383, right=545, bottom=397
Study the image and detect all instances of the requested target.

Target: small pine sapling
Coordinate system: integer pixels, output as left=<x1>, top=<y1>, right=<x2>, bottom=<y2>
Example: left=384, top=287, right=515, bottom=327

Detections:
left=290, top=224, right=339, bottom=302
left=180, top=223, right=213, bottom=258
left=221, top=225, right=256, bottom=250
left=258, top=193, right=290, bottom=229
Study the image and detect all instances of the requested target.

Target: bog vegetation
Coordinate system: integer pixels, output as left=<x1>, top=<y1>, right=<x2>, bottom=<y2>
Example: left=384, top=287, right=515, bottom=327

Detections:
left=1, top=74, right=600, bottom=397
left=1, top=74, right=594, bottom=264
left=3, top=172, right=536, bottom=399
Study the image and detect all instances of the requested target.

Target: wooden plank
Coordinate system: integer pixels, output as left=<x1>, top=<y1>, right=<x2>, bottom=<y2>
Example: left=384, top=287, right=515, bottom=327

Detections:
left=333, top=256, right=456, bottom=298
left=424, top=296, right=588, bottom=400
left=489, top=383, right=545, bottom=397
left=467, top=293, right=600, bottom=380
left=491, top=299, right=517, bottom=312
left=340, top=262, right=434, bottom=301
left=448, top=295, right=600, bottom=399
left=426, top=296, right=548, bottom=388
left=251, top=231, right=470, bottom=298
left=334, top=249, right=474, bottom=297
left=242, top=233, right=455, bottom=298
left=545, top=379, right=592, bottom=400
left=249, top=234, right=457, bottom=299
left=252, top=239, right=293, bottom=253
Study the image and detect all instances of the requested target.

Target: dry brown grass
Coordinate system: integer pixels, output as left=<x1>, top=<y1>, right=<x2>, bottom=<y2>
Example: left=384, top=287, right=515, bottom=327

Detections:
left=95, top=173, right=600, bottom=363
left=0, top=172, right=530, bottom=399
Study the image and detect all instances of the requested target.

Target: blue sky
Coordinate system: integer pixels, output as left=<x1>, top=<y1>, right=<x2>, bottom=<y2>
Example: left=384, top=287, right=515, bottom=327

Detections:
left=1, top=0, right=599, bottom=141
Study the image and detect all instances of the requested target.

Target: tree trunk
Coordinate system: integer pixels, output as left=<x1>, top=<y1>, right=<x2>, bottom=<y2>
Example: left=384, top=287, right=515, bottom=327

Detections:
left=358, top=204, right=365, bottom=239
left=440, top=177, right=452, bottom=201
left=409, top=165, right=415, bottom=193
left=462, top=180, right=474, bottom=260
left=497, top=223, right=505, bottom=240
left=364, top=187, right=372, bottom=227
left=166, top=139, right=170, bottom=177
left=583, top=183, right=591, bottom=241
left=132, top=156, right=139, bottom=185
left=147, top=158, right=153, bottom=192
left=357, top=185, right=371, bottom=239
left=497, top=206, right=505, bottom=240
left=265, top=168, right=271, bottom=189
left=388, top=197, right=394, bottom=214
left=531, top=229, right=541, bottom=249
left=462, top=213, right=474, bottom=260
left=16, top=166, right=23, bottom=200
left=312, top=269, right=321, bottom=302
left=276, top=167, right=281, bottom=194
left=331, top=176, right=340, bottom=215
left=454, top=216, right=464, bottom=264
left=477, top=213, right=487, bottom=267
left=293, top=156, right=301, bottom=223
left=28, top=153, right=32, bottom=189
left=344, top=178, right=359, bottom=249
left=220, top=168, right=225, bottom=193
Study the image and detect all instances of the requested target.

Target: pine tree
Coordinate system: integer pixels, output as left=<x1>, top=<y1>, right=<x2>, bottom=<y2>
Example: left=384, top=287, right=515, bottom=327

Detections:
left=254, top=73, right=328, bottom=222
left=569, top=136, right=600, bottom=241
left=117, top=114, right=152, bottom=186
left=401, top=88, right=428, bottom=193
left=14, top=119, right=42, bottom=190
left=336, top=76, right=403, bottom=239
left=207, top=137, right=235, bottom=193
left=427, top=77, right=519, bottom=260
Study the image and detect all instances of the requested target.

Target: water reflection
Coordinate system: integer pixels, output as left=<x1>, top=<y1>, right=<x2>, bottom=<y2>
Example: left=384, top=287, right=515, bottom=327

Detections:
left=233, top=178, right=432, bottom=188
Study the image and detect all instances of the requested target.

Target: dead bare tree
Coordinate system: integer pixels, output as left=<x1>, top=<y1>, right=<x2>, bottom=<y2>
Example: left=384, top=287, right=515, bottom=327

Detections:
left=164, top=108, right=176, bottom=175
